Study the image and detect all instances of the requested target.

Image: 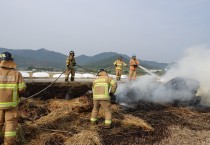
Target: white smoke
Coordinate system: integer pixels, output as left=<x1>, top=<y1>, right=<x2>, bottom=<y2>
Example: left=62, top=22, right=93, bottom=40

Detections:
left=116, top=46, right=210, bottom=106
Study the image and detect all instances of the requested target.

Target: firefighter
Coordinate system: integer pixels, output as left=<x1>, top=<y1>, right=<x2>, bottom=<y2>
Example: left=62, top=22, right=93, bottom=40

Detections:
left=129, top=55, right=140, bottom=80
left=90, top=69, right=117, bottom=129
left=0, top=52, right=26, bottom=145
left=113, top=56, right=127, bottom=81
left=65, top=50, right=76, bottom=82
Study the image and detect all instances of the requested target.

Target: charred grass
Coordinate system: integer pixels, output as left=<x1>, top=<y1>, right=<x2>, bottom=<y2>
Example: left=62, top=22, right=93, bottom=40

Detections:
left=17, top=82, right=210, bottom=145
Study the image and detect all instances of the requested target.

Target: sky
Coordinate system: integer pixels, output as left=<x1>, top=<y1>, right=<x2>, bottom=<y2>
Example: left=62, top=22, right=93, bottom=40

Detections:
left=0, top=0, right=210, bottom=63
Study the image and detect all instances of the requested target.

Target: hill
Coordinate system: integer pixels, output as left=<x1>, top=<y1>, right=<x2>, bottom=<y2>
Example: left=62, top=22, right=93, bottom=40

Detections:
left=77, top=52, right=168, bottom=70
left=0, top=47, right=169, bottom=70
left=0, top=47, right=67, bottom=69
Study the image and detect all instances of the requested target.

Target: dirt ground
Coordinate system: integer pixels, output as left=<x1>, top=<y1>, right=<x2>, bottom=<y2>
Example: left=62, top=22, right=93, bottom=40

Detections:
left=15, top=82, right=210, bottom=145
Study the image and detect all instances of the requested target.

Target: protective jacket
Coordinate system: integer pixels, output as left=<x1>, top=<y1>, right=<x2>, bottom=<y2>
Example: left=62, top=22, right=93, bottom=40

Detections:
left=92, top=72, right=117, bottom=101
left=0, top=61, right=26, bottom=110
left=66, top=55, right=76, bottom=68
left=113, top=59, right=127, bottom=70
left=129, top=58, right=140, bottom=71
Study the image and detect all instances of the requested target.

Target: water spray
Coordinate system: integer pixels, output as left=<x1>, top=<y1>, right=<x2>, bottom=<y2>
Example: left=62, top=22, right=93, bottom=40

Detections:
left=121, top=56, right=162, bottom=80
left=138, top=65, right=162, bottom=80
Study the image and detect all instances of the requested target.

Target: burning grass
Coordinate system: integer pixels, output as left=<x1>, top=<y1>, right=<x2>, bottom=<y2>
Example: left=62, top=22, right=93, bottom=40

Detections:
left=16, top=82, right=210, bottom=145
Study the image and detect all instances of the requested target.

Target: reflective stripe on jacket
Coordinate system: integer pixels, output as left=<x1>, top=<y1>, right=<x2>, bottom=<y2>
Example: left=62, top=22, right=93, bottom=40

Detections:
left=92, top=76, right=117, bottom=100
left=113, top=60, right=127, bottom=70
left=4, top=131, right=17, bottom=137
left=0, top=67, right=26, bottom=109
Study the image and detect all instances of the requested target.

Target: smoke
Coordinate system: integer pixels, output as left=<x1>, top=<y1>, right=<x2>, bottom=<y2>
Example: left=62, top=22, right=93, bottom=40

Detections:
left=116, top=46, right=210, bottom=106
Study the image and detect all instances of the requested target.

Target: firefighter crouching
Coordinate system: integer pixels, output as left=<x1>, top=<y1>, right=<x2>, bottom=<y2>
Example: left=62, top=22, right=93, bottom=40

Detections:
left=129, top=55, right=140, bottom=80
left=113, top=56, right=127, bottom=81
left=65, top=50, right=76, bottom=82
left=0, top=52, right=26, bottom=145
left=90, top=69, right=117, bottom=129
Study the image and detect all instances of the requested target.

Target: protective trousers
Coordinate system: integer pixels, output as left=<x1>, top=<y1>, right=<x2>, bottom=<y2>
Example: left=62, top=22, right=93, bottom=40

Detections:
left=129, top=70, right=137, bottom=80
left=91, top=100, right=112, bottom=125
left=65, top=67, right=75, bottom=81
left=115, top=69, right=122, bottom=81
left=0, top=107, right=18, bottom=145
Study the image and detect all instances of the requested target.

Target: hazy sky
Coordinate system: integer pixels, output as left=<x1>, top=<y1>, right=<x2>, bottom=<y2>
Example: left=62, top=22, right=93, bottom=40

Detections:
left=0, top=0, right=210, bottom=62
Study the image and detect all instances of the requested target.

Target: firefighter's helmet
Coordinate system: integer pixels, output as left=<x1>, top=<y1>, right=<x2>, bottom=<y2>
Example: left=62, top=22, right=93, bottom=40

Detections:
left=97, top=68, right=107, bottom=76
left=132, top=54, right=136, bottom=58
left=118, top=56, right=122, bottom=60
left=0, top=52, right=14, bottom=61
left=69, top=50, right=75, bottom=56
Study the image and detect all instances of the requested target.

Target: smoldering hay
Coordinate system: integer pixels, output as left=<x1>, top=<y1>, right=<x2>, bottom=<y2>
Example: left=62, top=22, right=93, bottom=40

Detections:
left=116, top=46, right=210, bottom=106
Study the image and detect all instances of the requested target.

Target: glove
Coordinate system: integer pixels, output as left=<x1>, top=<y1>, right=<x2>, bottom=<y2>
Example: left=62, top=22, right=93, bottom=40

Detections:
left=109, top=92, right=114, bottom=97
left=67, top=65, right=70, bottom=68
left=134, top=65, right=137, bottom=68
left=115, top=64, right=117, bottom=67
left=20, top=97, right=27, bottom=102
left=110, top=94, right=116, bottom=104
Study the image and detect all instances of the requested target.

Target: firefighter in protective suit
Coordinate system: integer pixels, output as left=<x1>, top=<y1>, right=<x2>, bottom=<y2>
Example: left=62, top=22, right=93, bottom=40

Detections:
left=65, top=51, right=76, bottom=82
left=129, top=55, right=140, bottom=80
left=91, top=69, right=117, bottom=129
left=113, top=56, right=127, bottom=81
left=0, top=52, right=26, bottom=145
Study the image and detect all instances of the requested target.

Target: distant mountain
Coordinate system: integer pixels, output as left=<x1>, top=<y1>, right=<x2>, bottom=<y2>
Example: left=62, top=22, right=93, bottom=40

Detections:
left=77, top=52, right=129, bottom=65
left=77, top=52, right=168, bottom=69
left=0, top=47, right=169, bottom=70
left=0, top=47, right=67, bottom=69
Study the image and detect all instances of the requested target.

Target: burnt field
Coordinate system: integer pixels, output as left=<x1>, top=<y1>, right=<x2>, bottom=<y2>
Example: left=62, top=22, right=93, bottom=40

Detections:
left=17, top=82, right=210, bottom=145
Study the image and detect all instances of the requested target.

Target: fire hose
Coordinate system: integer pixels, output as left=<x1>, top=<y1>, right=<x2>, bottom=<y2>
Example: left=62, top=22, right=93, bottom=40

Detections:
left=26, top=64, right=97, bottom=100
left=76, top=64, right=97, bottom=74
left=26, top=69, right=66, bottom=99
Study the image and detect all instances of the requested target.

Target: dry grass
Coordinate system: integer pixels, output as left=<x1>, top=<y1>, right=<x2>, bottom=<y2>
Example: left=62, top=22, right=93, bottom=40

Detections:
left=33, top=108, right=71, bottom=126
left=155, top=125, right=210, bottom=145
left=48, top=98, right=81, bottom=111
left=121, top=114, right=154, bottom=131
left=18, top=84, right=210, bottom=145
left=64, top=130, right=103, bottom=145
left=27, top=132, right=67, bottom=145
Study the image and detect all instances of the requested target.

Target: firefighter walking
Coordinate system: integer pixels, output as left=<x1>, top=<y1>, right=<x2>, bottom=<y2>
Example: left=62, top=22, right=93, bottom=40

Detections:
left=0, top=52, right=26, bottom=145
left=129, top=55, right=140, bottom=80
left=65, top=51, right=76, bottom=82
left=90, top=69, right=117, bottom=129
left=113, top=56, right=127, bottom=81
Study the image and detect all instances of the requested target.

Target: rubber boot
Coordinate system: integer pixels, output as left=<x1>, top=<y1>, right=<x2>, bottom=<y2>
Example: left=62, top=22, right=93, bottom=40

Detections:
left=71, top=77, right=74, bottom=81
left=104, top=123, right=112, bottom=129
left=0, top=135, right=3, bottom=145
left=90, top=121, right=97, bottom=126
left=65, top=78, right=69, bottom=82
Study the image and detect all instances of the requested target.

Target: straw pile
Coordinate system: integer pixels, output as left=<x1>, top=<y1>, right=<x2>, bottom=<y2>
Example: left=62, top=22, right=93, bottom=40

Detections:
left=64, top=130, right=102, bottom=145
left=121, top=114, right=154, bottom=131
left=16, top=82, right=210, bottom=145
